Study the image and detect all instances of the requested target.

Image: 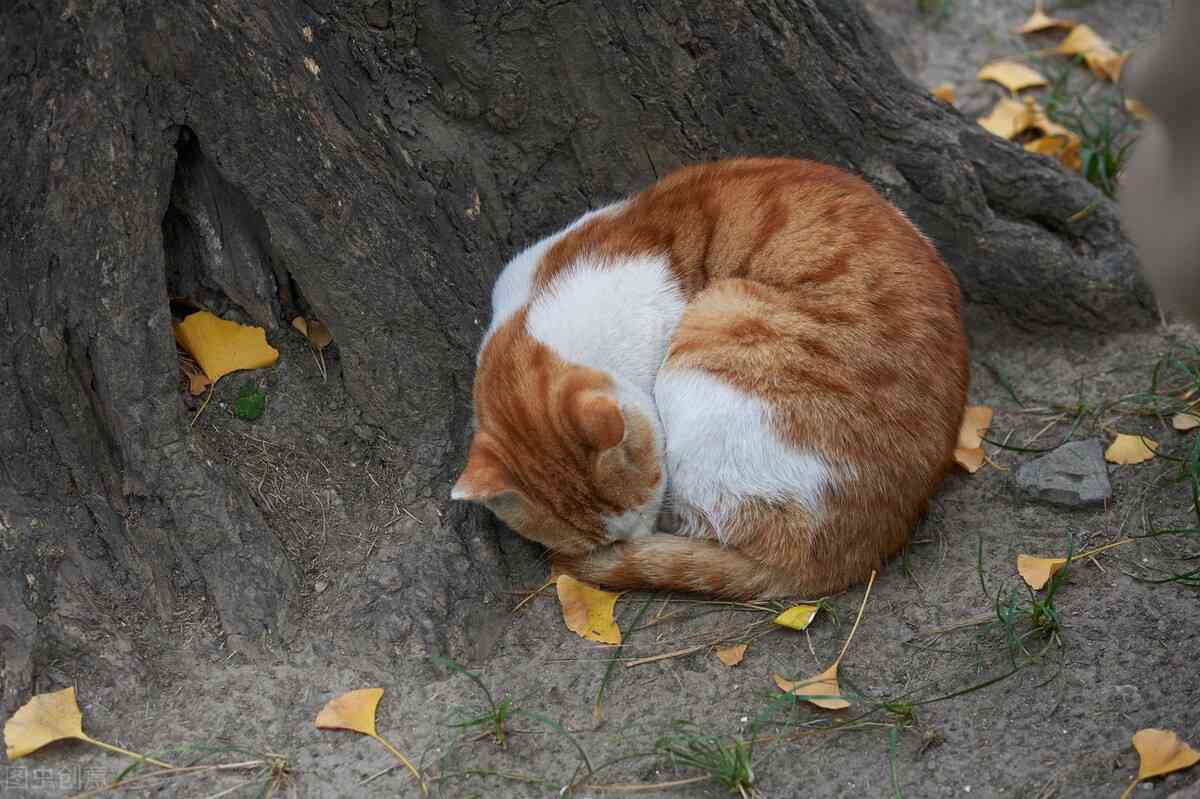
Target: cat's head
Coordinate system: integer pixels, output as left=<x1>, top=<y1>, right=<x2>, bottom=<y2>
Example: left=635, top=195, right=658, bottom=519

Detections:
left=451, top=327, right=665, bottom=556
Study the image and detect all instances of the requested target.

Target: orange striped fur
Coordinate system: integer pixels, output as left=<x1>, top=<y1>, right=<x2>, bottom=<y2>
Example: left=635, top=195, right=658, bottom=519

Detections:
left=453, top=157, right=968, bottom=600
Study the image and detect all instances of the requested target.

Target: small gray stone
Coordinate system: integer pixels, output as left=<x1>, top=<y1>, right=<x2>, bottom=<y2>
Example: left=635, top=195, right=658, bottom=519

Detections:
left=1015, top=439, right=1112, bottom=508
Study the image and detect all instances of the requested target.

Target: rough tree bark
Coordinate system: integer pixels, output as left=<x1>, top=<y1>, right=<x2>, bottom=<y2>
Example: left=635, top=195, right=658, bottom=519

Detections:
left=0, top=0, right=1151, bottom=709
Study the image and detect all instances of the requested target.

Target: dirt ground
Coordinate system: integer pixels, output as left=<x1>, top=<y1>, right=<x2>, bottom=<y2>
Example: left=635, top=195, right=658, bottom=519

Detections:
left=6, top=2, right=1197, bottom=798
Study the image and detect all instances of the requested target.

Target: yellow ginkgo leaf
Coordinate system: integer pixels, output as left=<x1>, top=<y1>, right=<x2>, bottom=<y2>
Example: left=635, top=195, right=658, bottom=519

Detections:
left=716, top=644, right=748, bottom=667
left=1055, top=24, right=1108, bottom=57
left=4, top=687, right=172, bottom=768
left=315, top=688, right=426, bottom=795
left=1173, top=413, right=1200, bottom=431
left=954, top=405, right=993, bottom=473
left=174, top=311, right=279, bottom=383
left=1125, top=98, right=1152, bottom=122
left=773, top=664, right=848, bottom=710
left=315, top=687, right=383, bottom=736
left=774, top=604, right=819, bottom=631
left=1025, top=134, right=1083, bottom=173
left=978, top=98, right=1035, bottom=139
left=1132, top=729, right=1200, bottom=780
left=291, top=316, right=309, bottom=337
left=4, top=687, right=86, bottom=760
left=1015, top=8, right=1075, bottom=35
left=931, top=82, right=956, bottom=104
left=556, top=575, right=622, bottom=644
left=1105, top=434, right=1159, bottom=465
left=1055, top=24, right=1126, bottom=82
left=1017, top=554, right=1068, bottom=590
left=977, top=60, right=1048, bottom=94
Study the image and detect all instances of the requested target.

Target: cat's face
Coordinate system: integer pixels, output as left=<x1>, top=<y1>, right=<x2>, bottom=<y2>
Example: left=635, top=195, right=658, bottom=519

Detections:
left=452, top=333, right=665, bottom=556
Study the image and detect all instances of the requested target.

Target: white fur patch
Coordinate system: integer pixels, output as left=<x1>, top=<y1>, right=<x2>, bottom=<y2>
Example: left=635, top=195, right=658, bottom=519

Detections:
left=481, top=202, right=628, bottom=357
left=526, top=254, right=687, bottom=398
left=654, top=368, right=839, bottom=543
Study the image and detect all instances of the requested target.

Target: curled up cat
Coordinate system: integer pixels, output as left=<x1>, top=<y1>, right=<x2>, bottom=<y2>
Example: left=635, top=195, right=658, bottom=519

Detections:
left=452, top=157, right=969, bottom=600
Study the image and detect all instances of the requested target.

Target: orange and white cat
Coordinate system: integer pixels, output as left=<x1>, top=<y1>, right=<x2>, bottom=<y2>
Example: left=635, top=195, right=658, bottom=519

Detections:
left=452, top=157, right=968, bottom=600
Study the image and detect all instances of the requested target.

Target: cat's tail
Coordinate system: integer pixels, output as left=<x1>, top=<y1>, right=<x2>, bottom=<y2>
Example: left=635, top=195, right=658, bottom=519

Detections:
left=560, top=534, right=798, bottom=600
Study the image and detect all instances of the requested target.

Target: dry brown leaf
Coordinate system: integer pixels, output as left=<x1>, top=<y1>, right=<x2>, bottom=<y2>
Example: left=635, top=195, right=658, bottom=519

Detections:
left=293, top=316, right=333, bottom=349
left=716, top=643, right=748, bottom=667
left=978, top=60, right=1048, bottom=94
left=1017, top=554, right=1068, bottom=590
left=773, top=664, right=848, bottom=710
left=1173, top=413, right=1200, bottom=431
left=315, top=687, right=383, bottom=736
left=774, top=604, right=819, bottom=631
left=1015, top=8, right=1075, bottom=34
left=556, top=574, right=622, bottom=644
left=1132, top=729, right=1200, bottom=780
left=1105, top=434, right=1159, bottom=465
left=954, top=405, right=994, bottom=473
left=174, top=311, right=279, bottom=383
left=931, top=82, right=956, bottom=104
left=181, top=361, right=212, bottom=396
left=1125, top=98, right=1152, bottom=122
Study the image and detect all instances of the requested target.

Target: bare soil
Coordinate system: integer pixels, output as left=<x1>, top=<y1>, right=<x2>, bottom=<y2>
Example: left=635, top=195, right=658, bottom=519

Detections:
left=7, top=2, right=1196, bottom=798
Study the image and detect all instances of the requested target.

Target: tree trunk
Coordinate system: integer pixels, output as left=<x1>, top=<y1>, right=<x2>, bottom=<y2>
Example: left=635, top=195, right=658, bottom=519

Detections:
left=0, top=0, right=1150, bottom=709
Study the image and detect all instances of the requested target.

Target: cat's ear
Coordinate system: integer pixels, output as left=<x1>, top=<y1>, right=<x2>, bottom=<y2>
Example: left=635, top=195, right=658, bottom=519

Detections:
left=451, top=445, right=520, bottom=506
left=567, top=390, right=626, bottom=451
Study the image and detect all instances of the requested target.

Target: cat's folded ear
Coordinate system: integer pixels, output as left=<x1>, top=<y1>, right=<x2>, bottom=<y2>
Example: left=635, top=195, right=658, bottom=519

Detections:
left=451, top=441, right=524, bottom=515
left=566, top=389, right=626, bottom=451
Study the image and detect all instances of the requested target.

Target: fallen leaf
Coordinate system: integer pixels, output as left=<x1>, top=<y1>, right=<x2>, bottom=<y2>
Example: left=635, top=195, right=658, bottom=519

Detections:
left=1055, top=24, right=1127, bottom=82
left=1125, top=98, right=1152, bottom=122
left=1018, top=538, right=1134, bottom=590
left=315, top=687, right=383, bottom=736
left=1025, top=134, right=1083, bottom=173
left=1131, top=729, right=1200, bottom=781
left=977, top=60, right=1048, bottom=94
left=315, top=688, right=426, bottom=795
left=773, top=664, right=848, bottom=710
left=4, top=687, right=86, bottom=759
left=1105, top=434, right=1159, bottom=465
left=1055, top=24, right=1108, bottom=57
left=1015, top=8, right=1075, bottom=34
left=1173, top=413, right=1200, bottom=431
left=1017, top=554, right=1068, bottom=590
left=181, top=362, right=211, bottom=396
left=556, top=574, right=622, bottom=644
left=174, top=311, right=279, bottom=383
left=770, top=571, right=875, bottom=712
left=978, top=98, right=1036, bottom=139
left=954, top=405, right=994, bottom=473
left=293, top=316, right=333, bottom=349
left=4, top=687, right=172, bottom=768
left=716, top=644, right=748, bottom=667
left=931, top=82, right=956, bottom=104
left=774, top=604, right=819, bottom=631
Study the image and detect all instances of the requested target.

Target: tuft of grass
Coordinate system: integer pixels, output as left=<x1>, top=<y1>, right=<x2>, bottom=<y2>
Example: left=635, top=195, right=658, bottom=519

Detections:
left=433, top=657, right=517, bottom=748
left=1053, top=98, right=1136, bottom=198
left=656, top=722, right=758, bottom=797
left=977, top=538, right=1069, bottom=664
left=234, top=380, right=266, bottom=421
